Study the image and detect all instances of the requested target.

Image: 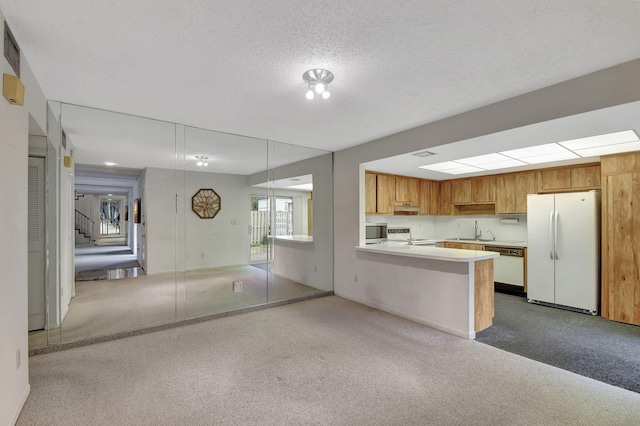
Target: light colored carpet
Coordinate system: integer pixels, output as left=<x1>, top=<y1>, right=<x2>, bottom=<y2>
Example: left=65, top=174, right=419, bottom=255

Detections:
left=19, top=296, right=640, bottom=425
left=30, top=265, right=321, bottom=350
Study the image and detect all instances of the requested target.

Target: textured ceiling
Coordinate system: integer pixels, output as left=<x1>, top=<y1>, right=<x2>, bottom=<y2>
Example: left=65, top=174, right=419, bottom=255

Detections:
left=2, top=1, right=640, bottom=152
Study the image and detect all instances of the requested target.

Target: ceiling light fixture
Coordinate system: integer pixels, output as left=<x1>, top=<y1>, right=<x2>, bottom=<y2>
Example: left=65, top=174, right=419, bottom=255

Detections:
left=417, top=130, right=640, bottom=176
left=104, top=162, right=117, bottom=167
left=195, top=155, right=208, bottom=167
left=303, top=69, right=334, bottom=100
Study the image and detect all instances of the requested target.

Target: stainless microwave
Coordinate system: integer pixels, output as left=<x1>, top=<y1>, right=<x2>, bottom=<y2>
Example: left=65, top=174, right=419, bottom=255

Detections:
left=365, top=222, right=387, bottom=244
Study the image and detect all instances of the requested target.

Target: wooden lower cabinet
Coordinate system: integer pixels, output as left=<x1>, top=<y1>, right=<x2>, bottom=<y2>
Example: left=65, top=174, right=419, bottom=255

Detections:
left=440, top=242, right=493, bottom=331
left=474, top=259, right=494, bottom=332
left=443, top=242, right=485, bottom=250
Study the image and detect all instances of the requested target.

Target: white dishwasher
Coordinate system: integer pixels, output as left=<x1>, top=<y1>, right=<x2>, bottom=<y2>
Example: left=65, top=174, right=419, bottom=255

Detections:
left=485, top=246, right=525, bottom=289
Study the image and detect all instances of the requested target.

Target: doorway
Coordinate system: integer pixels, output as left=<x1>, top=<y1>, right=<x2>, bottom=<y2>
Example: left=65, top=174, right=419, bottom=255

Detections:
left=28, top=156, right=46, bottom=331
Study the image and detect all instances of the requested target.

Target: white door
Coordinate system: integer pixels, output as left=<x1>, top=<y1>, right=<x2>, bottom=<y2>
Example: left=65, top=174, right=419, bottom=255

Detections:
left=554, top=191, right=600, bottom=312
left=28, top=157, right=46, bottom=330
left=527, top=193, right=555, bottom=304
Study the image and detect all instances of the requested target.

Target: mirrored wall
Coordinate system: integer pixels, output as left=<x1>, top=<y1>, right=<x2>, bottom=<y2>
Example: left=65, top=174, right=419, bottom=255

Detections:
left=30, top=101, right=333, bottom=349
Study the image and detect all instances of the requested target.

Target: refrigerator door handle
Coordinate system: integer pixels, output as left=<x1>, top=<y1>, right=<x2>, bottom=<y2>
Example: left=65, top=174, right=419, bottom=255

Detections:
left=554, top=210, right=559, bottom=260
left=549, top=210, right=554, bottom=259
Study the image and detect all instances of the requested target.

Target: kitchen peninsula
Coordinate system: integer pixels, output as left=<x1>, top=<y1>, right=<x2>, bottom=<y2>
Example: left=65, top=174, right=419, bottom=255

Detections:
left=355, top=243, right=499, bottom=339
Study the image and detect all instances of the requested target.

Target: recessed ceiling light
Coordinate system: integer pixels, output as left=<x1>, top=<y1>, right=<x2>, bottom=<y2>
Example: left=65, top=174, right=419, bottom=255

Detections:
left=456, top=153, right=508, bottom=166
left=104, top=162, right=117, bottom=166
left=558, top=130, right=639, bottom=150
left=418, top=161, right=461, bottom=172
left=573, top=140, right=640, bottom=158
left=444, top=165, right=485, bottom=175
left=479, top=159, right=529, bottom=170
left=417, top=130, right=640, bottom=176
left=517, top=151, right=580, bottom=164
left=499, top=143, right=569, bottom=159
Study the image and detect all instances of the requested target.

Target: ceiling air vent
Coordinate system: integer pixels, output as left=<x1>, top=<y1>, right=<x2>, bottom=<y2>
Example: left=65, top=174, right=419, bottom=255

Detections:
left=4, top=22, right=20, bottom=77
left=411, top=150, right=436, bottom=158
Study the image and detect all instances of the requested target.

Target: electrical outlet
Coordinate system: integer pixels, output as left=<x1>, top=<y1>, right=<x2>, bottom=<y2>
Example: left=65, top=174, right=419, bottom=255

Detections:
left=201, top=252, right=204, bottom=258
left=230, top=220, right=237, bottom=225
left=314, top=265, right=317, bottom=272
left=16, top=349, right=21, bottom=369
left=354, top=274, right=358, bottom=282
left=233, top=281, right=243, bottom=292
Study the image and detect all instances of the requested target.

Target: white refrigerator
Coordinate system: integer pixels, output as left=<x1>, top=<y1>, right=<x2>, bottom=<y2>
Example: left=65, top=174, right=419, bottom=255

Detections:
left=527, top=191, right=600, bottom=314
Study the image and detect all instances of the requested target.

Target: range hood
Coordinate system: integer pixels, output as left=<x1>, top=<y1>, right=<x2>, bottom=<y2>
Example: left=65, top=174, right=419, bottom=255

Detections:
left=393, top=202, right=421, bottom=215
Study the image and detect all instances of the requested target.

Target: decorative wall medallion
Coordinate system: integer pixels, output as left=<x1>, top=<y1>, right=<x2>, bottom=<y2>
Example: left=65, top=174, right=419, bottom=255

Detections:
left=192, top=188, right=221, bottom=219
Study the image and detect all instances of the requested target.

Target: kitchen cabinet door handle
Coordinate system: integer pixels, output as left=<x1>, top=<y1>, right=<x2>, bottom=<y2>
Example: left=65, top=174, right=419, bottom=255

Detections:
left=554, top=210, right=559, bottom=260
left=549, top=210, right=554, bottom=260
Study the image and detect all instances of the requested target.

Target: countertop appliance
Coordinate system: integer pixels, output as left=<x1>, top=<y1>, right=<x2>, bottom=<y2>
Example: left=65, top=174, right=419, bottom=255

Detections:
left=387, top=227, right=437, bottom=245
left=485, top=245, right=525, bottom=295
left=527, top=191, right=600, bottom=314
left=365, top=222, right=387, bottom=244
left=387, top=227, right=412, bottom=242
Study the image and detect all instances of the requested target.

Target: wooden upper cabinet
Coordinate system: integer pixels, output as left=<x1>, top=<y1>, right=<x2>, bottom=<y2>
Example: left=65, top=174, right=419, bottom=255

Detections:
left=428, top=180, right=442, bottom=215
left=395, top=176, right=420, bottom=203
left=495, top=174, right=516, bottom=214
left=538, top=168, right=571, bottom=192
left=496, top=171, right=537, bottom=214
left=365, top=172, right=377, bottom=215
left=376, top=174, right=395, bottom=214
left=537, top=163, right=601, bottom=193
left=452, top=177, right=495, bottom=204
left=472, top=176, right=496, bottom=203
left=451, top=179, right=472, bottom=204
left=440, top=181, right=453, bottom=215
left=418, top=179, right=430, bottom=214
left=571, top=164, right=601, bottom=190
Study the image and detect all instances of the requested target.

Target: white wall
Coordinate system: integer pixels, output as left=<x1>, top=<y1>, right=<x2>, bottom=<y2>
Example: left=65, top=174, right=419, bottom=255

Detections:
left=183, top=169, right=252, bottom=271
left=28, top=135, right=46, bottom=157
left=0, top=13, right=46, bottom=425
left=251, top=153, right=334, bottom=292
left=365, top=214, right=527, bottom=242
left=433, top=215, right=527, bottom=242
left=334, top=59, right=640, bottom=325
left=144, top=167, right=254, bottom=274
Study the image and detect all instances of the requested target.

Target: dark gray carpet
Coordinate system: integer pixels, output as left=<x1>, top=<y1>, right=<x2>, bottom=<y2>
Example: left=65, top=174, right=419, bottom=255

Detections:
left=477, top=292, right=640, bottom=393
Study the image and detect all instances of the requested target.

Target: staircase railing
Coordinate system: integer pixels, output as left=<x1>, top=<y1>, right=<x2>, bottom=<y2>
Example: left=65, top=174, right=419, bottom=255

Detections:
left=75, top=210, right=94, bottom=241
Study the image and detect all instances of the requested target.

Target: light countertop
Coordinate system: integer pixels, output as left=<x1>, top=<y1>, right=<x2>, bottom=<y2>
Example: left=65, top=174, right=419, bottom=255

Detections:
left=270, top=235, right=314, bottom=244
left=440, top=239, right=527, bottom=248
left=356, top=243, right=500, bottom=263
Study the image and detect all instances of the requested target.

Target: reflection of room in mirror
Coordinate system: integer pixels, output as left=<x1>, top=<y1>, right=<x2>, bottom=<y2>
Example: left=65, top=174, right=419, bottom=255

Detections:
left=31, top=102, right=333, bottom=351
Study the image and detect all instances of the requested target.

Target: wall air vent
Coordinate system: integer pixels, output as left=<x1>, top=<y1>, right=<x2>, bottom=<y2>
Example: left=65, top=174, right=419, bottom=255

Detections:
left=4, top=22, right=20, bottom=77
left=411, top=150, right=436, bottom=158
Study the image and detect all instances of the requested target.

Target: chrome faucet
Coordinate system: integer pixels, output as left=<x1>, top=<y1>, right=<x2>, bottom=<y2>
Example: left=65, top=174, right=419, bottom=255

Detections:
left=487, top=230, right=496, bottom=241
left=474, top=220, right=481, bottom=240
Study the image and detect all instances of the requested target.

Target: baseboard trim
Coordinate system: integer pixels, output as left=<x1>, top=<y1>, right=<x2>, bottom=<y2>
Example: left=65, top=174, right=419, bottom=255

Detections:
left=334, top=291, right=474, bottom=339
left=10, top=383, right=30, bottom=425
left=30, top=291, right=334, bottom=356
